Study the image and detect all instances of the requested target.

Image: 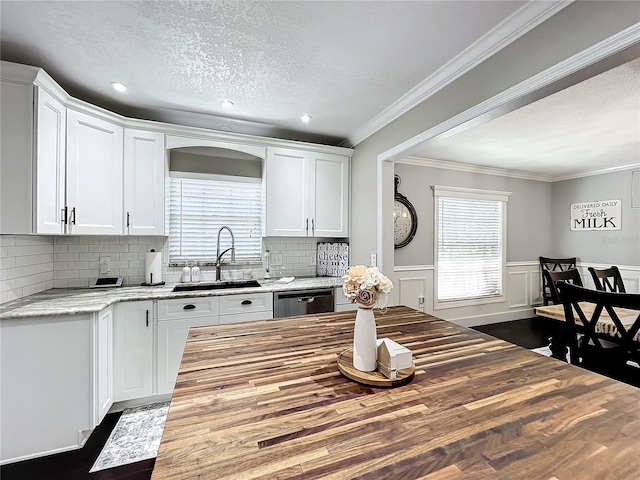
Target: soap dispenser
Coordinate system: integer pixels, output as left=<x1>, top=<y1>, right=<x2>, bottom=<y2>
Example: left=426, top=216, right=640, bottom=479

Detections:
left=191, top=261, right=201, bottom=283
left=181, top=261, right=191, bottom=283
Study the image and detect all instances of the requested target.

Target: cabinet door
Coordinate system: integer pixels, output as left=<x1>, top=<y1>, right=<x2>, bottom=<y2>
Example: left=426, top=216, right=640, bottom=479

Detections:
left=157, top=316, right=217, bottom=395
left=265, top=147, right=310, bottom=236
left=310, top=153, right=349, bottom=237
left=124, top=129, right=165, bottom=235
left=66, top=110, right=123, bottom=234
left=34, top=87, right=66, bottom=234
left=113, top=301, right=153, bottom=402
left=94, top=307, right=113, bottom=427
left=1, top=78, right=34, bottom=235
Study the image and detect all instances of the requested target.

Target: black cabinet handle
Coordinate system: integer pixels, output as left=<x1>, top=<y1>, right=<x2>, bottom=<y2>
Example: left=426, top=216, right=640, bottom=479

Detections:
left=70, top=207, right=76, bottom=225
left=241, top=300, right=252, bottom=305
left=126, top=212, right=130, bottom=228
left=183, top=304, right=196, bottom=310
left=145, top=309, right=149, bottom=327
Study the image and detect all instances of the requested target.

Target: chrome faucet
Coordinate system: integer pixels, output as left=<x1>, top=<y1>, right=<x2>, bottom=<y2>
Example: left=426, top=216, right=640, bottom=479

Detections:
left=215, top=226, right=236, bottom=281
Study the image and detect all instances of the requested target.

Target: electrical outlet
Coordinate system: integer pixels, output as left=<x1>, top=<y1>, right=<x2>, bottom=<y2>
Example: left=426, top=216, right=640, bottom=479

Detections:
left=370, top=253, right=377, bottom=267
left=310, top=254, right=317, bottom=266
left=99, top=257, right=111, bottom=274
left=271, top=252, right=283, bottom=266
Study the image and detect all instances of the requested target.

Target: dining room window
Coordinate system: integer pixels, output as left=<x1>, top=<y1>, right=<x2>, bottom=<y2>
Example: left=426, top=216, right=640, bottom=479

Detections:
left=433, top=185, right=511, bottom=308
left=168, top=172, right=263, bottom=264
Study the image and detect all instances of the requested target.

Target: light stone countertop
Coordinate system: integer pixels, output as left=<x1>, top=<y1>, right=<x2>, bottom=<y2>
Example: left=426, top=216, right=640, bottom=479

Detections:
left=0, top=277, right=344, bottom=320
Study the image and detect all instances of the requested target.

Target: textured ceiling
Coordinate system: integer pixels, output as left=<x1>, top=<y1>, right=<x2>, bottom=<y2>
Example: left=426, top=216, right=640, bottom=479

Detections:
left=0, top=0, right=528, bottom=145
left=410, top=58, right=640, bottom=179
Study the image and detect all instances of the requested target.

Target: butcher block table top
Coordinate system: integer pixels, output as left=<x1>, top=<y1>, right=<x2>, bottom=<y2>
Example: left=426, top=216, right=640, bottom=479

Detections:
left=152, top=306, right=640, bottom=480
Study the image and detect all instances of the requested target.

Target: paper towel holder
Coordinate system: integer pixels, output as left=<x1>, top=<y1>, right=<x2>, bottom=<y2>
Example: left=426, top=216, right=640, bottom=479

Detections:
left=142, top=249, right=166, bottom=287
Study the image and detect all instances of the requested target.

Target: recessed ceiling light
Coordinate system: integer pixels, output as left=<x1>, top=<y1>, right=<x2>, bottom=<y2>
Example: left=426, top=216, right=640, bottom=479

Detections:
left=110, top=82, right=127, bottom=93
left=220, top=100, right=234, bottom=108
left=300, top=114, right=312, bottom=123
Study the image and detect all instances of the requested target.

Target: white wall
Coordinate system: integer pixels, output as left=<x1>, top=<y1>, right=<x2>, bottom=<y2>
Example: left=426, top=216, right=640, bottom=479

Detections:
left=350, top=1, right=640, bottom=288
left=551, top=169, right=640, bottom=266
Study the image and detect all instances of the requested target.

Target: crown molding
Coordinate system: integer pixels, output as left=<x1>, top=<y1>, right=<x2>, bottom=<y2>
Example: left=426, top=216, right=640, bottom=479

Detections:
left=348, top=0, right=572, bottom=146
left=397, top=156, right=640, bottom=183
left=549, top=163, right=640, bottom=182
left=380, top=22, right=640, bottom=164
left=397, top=156, right=555, bottom=182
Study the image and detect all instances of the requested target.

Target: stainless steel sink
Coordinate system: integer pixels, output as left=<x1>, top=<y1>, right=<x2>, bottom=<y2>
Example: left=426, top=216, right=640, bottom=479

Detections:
left=172, top=280, right=261, bottom=292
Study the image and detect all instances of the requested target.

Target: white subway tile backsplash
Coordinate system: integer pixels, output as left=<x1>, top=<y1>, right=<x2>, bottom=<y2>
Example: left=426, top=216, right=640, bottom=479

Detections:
left=54, top=244, right=68, bottom=254
left=56, top=253, right=79, bottom=262
left=98, top=236, right=120, bottom=244
left=67, top=244, right=89, bottom=253
left=0, top=233, right=346, bottom=305
left=0, top=235, right=54, bottom=303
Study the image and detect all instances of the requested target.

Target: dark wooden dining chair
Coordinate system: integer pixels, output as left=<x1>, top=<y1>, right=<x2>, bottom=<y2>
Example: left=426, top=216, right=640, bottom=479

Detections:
left=588, top=266, right=626, bottom=293
left=556, top=281, right=640, bottom=373
left=542, top=268, right=583, bottom=306
left=539, top=257, right=577, bottom=305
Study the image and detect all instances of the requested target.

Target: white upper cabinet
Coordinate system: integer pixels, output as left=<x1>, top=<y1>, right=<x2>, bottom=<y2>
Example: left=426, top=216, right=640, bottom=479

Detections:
left=124, top=129, right=165, bottom=235
left=34, top=87, right=66, bottom=234
left=310, top=152, right=349, bottom=237
left=265, top=147, right=349, bottom=237
left=265, top=147, right=310, bottom=236
left=66, top=110, right=124, bottom=235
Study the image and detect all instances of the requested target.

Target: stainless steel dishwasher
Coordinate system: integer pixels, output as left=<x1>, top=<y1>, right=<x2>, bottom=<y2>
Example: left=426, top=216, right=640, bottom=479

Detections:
left=273, top=288, right=335, bottom=318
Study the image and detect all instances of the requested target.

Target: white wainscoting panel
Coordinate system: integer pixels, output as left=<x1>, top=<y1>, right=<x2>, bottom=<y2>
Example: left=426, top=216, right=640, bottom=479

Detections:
left=579, top=263, right=640, bottom=294
left=393, top=261, right=541, bottom=326
left=507, top=270, right=528, bottom=308
left=398, top=276, right=427, bottom=312
left=530, top=270, right=543, bottom=305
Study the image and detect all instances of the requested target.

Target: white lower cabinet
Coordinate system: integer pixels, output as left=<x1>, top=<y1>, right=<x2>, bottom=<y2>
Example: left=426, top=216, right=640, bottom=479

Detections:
left=94, top=307, right=114, bottom=427
left=156, top=293, right=273, bottom=395
left=156, top=297, right=219, bottom=395
left=113, top=301, right=154, bottom=402
left=0, top=312, right=110, bottom=464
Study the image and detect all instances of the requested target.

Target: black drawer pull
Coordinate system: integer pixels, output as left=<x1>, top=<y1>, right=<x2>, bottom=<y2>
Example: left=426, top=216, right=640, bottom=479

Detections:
left=183, top=304, right=196, bottom=310
left=241, top=300, right=253, bottom=305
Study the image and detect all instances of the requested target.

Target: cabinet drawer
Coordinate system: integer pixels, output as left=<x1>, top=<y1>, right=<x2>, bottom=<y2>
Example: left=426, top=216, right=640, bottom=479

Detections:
left=219, top=292, right=273, bottom=316
left=219, top=310, right=273, bottom=325
left=158, top=297, right=219, bottom=320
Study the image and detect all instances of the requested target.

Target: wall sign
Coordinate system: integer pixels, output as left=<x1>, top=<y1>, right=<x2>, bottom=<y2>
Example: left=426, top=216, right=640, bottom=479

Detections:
left=316, top=242, right=349, bottom=277
left=570, top=199, right=621, bottom=231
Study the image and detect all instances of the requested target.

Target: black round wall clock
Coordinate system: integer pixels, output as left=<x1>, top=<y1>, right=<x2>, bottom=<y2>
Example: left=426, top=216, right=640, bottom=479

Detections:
left=393, top=175, right=417, bottom=249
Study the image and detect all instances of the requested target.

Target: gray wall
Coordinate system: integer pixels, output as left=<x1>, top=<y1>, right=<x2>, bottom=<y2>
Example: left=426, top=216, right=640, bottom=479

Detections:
left=393, top=164, right=552, bottom=266
left=349, top=1, right=640, bottom=268
left=551, top=169, right=640, bottom=266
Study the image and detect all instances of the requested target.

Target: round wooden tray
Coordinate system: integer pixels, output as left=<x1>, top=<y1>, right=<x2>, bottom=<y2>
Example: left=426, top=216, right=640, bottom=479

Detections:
left=337, top=349, right=415, bottom=388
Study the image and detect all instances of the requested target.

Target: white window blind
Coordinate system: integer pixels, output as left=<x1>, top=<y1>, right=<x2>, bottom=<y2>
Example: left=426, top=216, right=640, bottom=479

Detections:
left=169, top=175, right=262, bottom=263
left=435, top=187, right=509, bottom=303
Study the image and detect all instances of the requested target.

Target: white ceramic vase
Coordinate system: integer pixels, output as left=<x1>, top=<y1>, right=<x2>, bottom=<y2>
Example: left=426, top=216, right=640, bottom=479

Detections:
left=352, top=306, right=377, bottom=371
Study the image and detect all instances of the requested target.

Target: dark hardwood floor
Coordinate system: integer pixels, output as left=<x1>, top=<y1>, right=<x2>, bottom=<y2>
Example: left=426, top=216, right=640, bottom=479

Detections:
left=2, top=316, right=635, bottom=479
left=0, top=411, right=154, bottom=480
left=473, top=316, right=640, bottom=388
left=472, top=316, right=558, bottom=349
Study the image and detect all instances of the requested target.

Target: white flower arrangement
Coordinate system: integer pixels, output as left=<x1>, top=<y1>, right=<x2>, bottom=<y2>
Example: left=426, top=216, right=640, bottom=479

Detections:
left=342, top=265, right=393, bottom=309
